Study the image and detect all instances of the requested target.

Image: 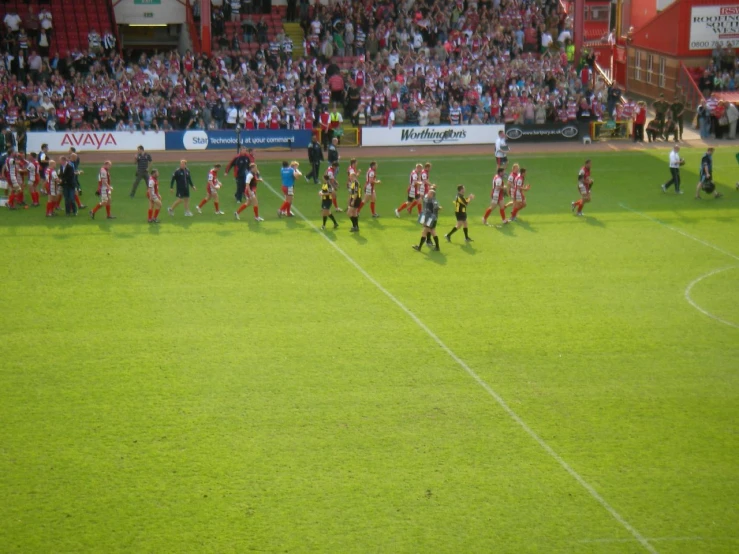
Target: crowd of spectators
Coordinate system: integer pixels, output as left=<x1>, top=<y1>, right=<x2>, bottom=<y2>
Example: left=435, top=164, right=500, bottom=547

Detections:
left=691, top=44, right=739, bottom=139
left=0, top=0, right=631, bottom=141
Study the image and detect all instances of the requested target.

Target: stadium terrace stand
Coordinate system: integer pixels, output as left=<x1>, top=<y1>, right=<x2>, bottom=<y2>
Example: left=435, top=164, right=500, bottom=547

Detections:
left=0, top=0, right=117, bottom=56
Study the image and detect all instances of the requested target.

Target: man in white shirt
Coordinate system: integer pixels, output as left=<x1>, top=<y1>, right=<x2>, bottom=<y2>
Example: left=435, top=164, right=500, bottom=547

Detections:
left=226, top=104, right=238, bottom=128
left=4, top=12, right=22, bottom=34
left=541, top=31, right=553, bottom=51
left=495, top=129, right=509, bottom=171
left=661, top=144, right=683, bottom=194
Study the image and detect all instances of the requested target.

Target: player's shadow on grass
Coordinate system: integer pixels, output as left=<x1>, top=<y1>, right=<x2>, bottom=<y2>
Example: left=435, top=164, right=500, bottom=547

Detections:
left=148, top=223, right=161, bottom=235
left=422, top=249, right=447, bottom=265
left=350, top=232, right=368, bottom=245
left=365, top=217, right=387, bottom=230
left=584, top=216, right=606, bottom=228
left=512, top=219, right=537, bottom=232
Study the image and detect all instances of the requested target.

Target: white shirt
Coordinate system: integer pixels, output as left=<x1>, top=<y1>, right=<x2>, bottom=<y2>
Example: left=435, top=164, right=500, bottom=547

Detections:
left=39, top=11, right=53, bottom=30
left=495, top=136, right=508, bottom=158
left=541, top=32, right=553, bottom=48
left=4, top=13, right=21, bottom=32
left=669, top=150, right=681, bottom=169
left=226, top=107, right=238, bottom=124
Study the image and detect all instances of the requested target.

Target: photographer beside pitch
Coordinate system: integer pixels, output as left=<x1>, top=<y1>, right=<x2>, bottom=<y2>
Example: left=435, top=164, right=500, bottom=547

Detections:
left=695, top=147, right=722, bottom=200
left=661, top=145, right=684, bottom=194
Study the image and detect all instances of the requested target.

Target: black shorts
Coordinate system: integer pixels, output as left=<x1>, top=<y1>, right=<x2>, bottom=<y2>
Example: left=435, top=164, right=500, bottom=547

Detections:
left=321, top=199, right=332, bottom=210
left=455, top=213, right=467, bottom=222
left=176, top=188, right=189, bottom=198
left=407, top=195, right=416, bottom=202
left=350, top=198, right=361, bottom=208
left=497, top=156, right=508, bottom=166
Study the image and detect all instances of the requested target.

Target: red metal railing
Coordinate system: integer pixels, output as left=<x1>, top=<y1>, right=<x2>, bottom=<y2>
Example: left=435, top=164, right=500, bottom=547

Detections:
left=677, top=62, right=704, bottom=111
left=186, top=0, right=202, bottom=54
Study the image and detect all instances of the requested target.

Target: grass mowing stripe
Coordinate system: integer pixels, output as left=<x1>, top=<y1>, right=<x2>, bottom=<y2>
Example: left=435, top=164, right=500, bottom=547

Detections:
left=618, top=203, right=739, bottom=262
left=684, top=266, right=739, bottom=329
left=259, top=176, right=659, bottom=554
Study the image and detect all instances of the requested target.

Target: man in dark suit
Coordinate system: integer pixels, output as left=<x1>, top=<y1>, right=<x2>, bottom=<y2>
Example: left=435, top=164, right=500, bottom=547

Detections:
left=59, top=155, right=78, bottom=215
left=306, top=136, right=323, bottom=184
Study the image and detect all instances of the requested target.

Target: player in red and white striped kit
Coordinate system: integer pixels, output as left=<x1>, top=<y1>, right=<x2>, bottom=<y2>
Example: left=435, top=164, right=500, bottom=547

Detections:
left=147, top=169, right=162, bottom=223
left=90, top=161, right=115, bottom=219
left=5, top=151, right=24, bottom=209
left=25, top=153, right=41, bottom=207
left=395, top=163, right=422, bottom=217
left=414, top=163, right=432, bottom=214
left=571, top=160, right=592, bottom=216
left=509, top=168, right=530, bottom=221
left=483, top=168, right=509, bottom=225
left=45, top=160, right=61, bottom=217
left=358, top=162, right=380, bottom=217
left=196, top=164, right=224, bottom=215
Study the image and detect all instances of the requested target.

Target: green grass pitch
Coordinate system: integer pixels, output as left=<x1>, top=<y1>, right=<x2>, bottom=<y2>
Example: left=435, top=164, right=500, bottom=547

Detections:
left=1, top=148, right=737, bottom=553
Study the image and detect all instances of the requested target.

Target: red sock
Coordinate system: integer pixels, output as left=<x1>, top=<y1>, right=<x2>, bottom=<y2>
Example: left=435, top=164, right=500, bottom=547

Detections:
left=370, top=202, right=376, bottom=215
left=398, top=202, right=408, bottom=211
left=280, top=201, right=288, bottom=213
left=153, top=208, right=160, bottom=218
left=75, top=193, right=82, bottom=207
left=417, top=204, right=422, bottom=214
left=46, top=201, right=52, bottom=215
left=105, top=205, right=111, bottom=217
left=511, top=208, right=519, bottom=219
left=332, top=197, right=338, bottom=208
left=31, top=191, right=37, bottom=204
left=499, top=208, right=506, bottom=220
left=214, top=202, right=219, bottom=211
left=287, top=203, right=293, bottom=215
left=148, top=208, right=152, bottom=219
left=92, top=204, right=101, bottom=214
left=359, top=201, right=365, bottom=212
left=198, top=198, right=207, bottom=209
left=483, top=207, right=492, bottom=220
left=17, top=191, right=25, bottom=204
left=253, top=206, right=259, bottom=217
left=8, top=193, right=16, bottom=208
left=237, top=203, right=248, bottom=214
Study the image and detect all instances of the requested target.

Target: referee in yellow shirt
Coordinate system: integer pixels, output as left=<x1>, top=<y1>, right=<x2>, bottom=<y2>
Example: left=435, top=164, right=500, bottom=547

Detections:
left=445, top=185, right=474, bottom=242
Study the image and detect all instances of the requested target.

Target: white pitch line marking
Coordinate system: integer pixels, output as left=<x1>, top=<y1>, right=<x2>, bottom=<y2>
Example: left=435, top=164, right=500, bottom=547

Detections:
left=261, top=178, right=657, bottom=554
left=684, top=266, right=739, bottom=329
left=619, top=203, right=739, bottom=262
left=579, top=536, right=705, bottom=544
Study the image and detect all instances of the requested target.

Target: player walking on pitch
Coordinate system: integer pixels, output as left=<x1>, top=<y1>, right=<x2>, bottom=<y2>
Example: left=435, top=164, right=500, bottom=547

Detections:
left=319, top=162, right=340, bottom=230
left=147, top=169, right=162, bottom=223
left=412, top=185, right=441, bottom=251
left=234, top=163, right=263, bottom=221
left=89, top=161, right=115, bottom=219
left=347, top=169, right=362, bottom=232
left=483, top=168, right=509, bottom=225
left=395, top=163, right=422, bottom=217
left=278, top=160, right=301, bottom=217
left=661, top=145, right=684, bottom=194
left=358, top=161, right=381, bottom=217
left=571, top=159, right=592, bottom=216
left=196, top=164, right=225, bottom=214
left=445, top=185, right=474, bottom=242
left=509, top=168, right=530, bottom=221
left=45, top=160, right=60, bottom=217
left=695, top=147, right=722, bottom=199
left=495, top=130, right=509, bottom=171
left=168, top=160, right=196, bottom=216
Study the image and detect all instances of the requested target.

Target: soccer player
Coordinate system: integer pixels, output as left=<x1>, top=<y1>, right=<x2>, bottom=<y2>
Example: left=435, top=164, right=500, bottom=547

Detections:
left=359, top=161, right=380, bottom=217
left=278, top=160, right=301, bottom=217
left=412, top=185, right=441, bottom=251
left=147, top=169, right=162, bottom=223
left=38, top=143, right=50, bottom=196
left=6, top=151, right=23, bottom=210
left=26, top=152, right=41, bottom=207
left=347, top=169, right=362, bottom=232
left=196, top=164, right=225, bottom=215
left=167, top=160, right=196, bottom=216
left=45, top=160, right=60, bottom=217
left=445, top=185, right=474, bottom=242
left=495, top=129, right=509, bottom=171
left=571, top=159, right=592, bottom=216
left=225, top=146, right=254, bottom=202
left=346, top=158, right=359, bottom=211
left=234, top=163, right=264, bottom=221
left=509, top=168, right=530, bottom=221
left=395, top=163, right=422, bottom=217
left=89, top=161, right=115, bottom=219
left=483, top=168, right=509, bottom=225
left=415, top=162, right=432, bottom=214
left=695, top=147, right=722, bottom=199
left=319, top=162, right=340, bottom=230
left=504, top=163, right=520, bottom=209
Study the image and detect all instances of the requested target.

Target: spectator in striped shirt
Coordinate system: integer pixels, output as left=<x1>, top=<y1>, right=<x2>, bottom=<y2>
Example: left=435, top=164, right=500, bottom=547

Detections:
left=449, top=102, right=462, bottom=125
left=130, top=146, right=152, bottom=198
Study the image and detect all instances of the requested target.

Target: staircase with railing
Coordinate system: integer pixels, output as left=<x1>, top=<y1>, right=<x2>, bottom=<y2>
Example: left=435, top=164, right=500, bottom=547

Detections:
left=677, top=62, right=705, bottom=111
